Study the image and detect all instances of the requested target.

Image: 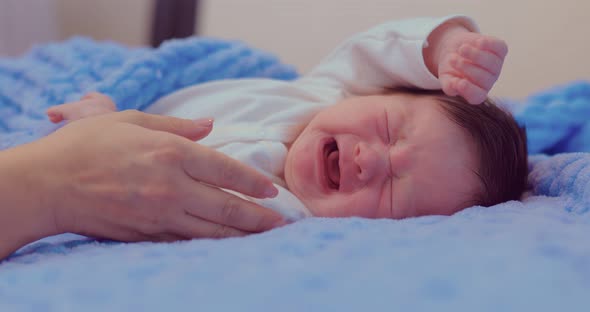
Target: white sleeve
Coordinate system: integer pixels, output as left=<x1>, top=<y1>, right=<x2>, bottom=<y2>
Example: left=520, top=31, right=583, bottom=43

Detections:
left=296, top=15, right=479, bottom=96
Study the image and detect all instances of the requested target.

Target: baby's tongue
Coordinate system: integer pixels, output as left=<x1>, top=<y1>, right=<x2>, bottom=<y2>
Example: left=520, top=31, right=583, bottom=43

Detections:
left=327, top=150, right=340, bottom=187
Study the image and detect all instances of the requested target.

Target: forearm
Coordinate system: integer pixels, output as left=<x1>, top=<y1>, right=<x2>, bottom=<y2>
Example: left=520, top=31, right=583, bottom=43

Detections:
left=0, top=143, right=60, bottom=260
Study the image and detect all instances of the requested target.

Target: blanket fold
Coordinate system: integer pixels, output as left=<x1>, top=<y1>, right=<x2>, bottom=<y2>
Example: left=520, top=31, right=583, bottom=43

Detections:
left=514, top=80, right=590, bottom=154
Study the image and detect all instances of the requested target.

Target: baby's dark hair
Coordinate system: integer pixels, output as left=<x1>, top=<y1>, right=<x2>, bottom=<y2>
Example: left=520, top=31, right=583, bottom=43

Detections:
left=395, top=88, right=528, bottom=207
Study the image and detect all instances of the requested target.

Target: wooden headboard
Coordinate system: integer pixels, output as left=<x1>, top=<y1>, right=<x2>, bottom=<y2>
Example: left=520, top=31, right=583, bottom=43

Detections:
left=151, top=0, right=199, bottom=47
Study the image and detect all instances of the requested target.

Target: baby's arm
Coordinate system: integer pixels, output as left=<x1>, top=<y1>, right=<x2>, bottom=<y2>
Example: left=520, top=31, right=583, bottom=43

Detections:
left=298, top=16, right=506, bottom=104
left=47, top=92, right=117, bottom=123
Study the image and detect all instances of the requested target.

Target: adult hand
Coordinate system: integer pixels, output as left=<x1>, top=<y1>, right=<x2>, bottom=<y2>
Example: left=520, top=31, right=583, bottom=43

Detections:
left=28, top=110, right=284, bottom=243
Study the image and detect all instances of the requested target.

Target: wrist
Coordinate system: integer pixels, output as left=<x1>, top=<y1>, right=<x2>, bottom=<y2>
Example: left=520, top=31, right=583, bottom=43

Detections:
left=0, top=142, right=63, bottom=259
left=424, top=21, right=470, bottom=77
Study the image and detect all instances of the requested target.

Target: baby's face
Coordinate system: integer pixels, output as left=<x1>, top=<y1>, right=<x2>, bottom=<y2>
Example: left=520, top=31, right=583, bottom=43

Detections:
left=284, top=93, right=480, bottom=219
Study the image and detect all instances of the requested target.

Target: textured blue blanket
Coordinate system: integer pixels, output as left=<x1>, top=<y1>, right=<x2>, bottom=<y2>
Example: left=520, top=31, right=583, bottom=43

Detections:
left=514, top=80, right=590, bottom=154
left=0, top=37, right=589, bottom=311
left=0, top=36, right=297, bottom=150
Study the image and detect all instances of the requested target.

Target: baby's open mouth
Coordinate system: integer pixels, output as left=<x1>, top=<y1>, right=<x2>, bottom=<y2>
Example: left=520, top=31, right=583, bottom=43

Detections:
left=324, top=139, right=340, bottom=190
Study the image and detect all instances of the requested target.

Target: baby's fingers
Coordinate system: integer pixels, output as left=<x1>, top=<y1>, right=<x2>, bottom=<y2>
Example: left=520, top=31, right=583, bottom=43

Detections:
left=458, top=45, right=504, bottom=75
left=46, top=102, right=104, bottom=123
left=450, top=57, right=497, bottom=91
left=440, top=73, right=460, bottom=97
left=476, top=36, right=508, bottom=59
left=456, top=79, right=487, bottom=105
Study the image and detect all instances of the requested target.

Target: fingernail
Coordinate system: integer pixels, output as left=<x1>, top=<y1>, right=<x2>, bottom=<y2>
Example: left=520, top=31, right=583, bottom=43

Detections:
left=263, top=185, right=279, bottom=198
left=194, top=118, right=214, bottom=128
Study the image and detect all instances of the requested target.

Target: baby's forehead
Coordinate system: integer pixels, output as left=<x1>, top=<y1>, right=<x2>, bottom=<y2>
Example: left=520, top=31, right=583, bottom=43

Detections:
left=379, top=92, right=459, bottom=125
left=344, top=92, right=471, bottom=139
left=382, top=91, right=446, bottom=105
left=365, top=92, right=447, bottom=115
left=390, top=93, right=479, bottom=165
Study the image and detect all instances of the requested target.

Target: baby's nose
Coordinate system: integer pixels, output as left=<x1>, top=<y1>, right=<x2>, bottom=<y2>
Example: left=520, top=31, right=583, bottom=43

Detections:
left=353, top=142, right=386, bottom=184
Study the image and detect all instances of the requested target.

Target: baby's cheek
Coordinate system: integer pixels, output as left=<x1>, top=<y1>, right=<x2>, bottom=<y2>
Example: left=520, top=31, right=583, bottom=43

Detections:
left=389, top=144, right=415, bottom=177
left=330, top=190, right=383, bottom=218
left=356, top=192, right=384, bottom=218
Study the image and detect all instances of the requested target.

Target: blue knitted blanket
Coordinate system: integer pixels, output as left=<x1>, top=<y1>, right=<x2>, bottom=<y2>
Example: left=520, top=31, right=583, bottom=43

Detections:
left=513, top=80, right=590, bottom=154
left=1, top=37, right=589, bottom=311
left=0, top=37, right=297, bottom=150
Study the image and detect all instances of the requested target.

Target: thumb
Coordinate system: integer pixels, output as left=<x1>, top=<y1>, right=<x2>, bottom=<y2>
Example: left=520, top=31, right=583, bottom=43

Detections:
left=116, top=110, right=213, bottom=141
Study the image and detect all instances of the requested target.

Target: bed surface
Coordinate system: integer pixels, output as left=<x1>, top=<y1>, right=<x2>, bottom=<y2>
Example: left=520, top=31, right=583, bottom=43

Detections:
left=0, top=37, right=589, bottom=311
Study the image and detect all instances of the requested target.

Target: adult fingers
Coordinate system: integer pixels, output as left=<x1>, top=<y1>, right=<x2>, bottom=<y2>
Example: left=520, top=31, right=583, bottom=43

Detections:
left=81, top=222, right=186, bottom=243
left=169, top=213, right=249, bottom=239
left=92, top=217, right=190, bottom=243
left=130, top=232, right=188, bottom=243
left=115, top=110, right=213, bottom=141
left=180, top=142, right=278, bottom=199
left=181, top=182, right=283, bottom=233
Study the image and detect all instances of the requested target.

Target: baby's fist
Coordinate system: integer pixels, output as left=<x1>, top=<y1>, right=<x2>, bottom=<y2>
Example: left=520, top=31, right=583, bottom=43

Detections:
left=438, top=32, right=508, bottom=104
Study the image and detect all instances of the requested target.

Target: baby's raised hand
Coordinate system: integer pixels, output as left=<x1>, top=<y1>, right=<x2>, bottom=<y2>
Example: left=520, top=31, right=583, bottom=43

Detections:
left=435, top=28, right=508, bottom=104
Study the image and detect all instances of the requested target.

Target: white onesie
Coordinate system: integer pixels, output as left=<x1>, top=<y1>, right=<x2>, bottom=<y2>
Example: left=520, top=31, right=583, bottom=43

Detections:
left=145, top=15, right=478, bottom=220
